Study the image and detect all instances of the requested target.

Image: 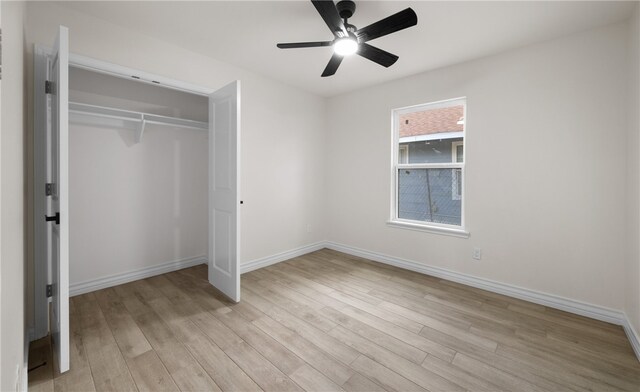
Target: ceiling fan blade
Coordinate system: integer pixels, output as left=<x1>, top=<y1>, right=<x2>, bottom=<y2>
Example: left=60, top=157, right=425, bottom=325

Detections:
left=357, top=43, right=398, bottom=67
left=311, top=0, right=347, bottom=37
left=355, top=8, right=417, bottom=42
left=321, top=53, right=344, bottom=77
left=277, top=41, right=333, bottom=49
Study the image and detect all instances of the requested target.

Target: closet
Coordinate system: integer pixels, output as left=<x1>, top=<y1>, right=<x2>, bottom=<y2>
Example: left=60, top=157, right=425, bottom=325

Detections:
left=68, top=67, right=210, bottom=295
left=33, top=26, right=241, bottom=374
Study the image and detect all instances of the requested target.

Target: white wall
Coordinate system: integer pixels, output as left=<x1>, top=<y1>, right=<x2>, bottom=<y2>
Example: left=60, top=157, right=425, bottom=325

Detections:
left=67, top=69, right=210, bottom=286
left=1, top=1, right=27, bottom=390
left=69, top=123, right=208, bottom=285
left=626, top=4, right=640, bottom=338
left=326, top=22, right=629, bottom=311
left=24, top=1, right=327, bottom=290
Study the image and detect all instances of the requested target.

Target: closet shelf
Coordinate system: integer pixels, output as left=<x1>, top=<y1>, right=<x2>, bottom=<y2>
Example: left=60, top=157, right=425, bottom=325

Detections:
left=69, top=102, right=208, bottom=143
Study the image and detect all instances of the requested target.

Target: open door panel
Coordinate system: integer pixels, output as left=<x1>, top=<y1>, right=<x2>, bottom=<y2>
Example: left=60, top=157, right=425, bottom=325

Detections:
left=49, top=25, right=70, bottom=374
left=208, top=81, right=241, bottom=302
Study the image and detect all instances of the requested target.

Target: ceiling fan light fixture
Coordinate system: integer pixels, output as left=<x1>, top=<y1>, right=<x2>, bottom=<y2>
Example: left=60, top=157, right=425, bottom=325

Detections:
left=333, top=37, right=358, bottom=56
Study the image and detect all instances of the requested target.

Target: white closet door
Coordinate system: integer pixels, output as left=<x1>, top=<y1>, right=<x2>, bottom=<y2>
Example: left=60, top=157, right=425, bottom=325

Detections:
left=208, top=81, right=241, bottom=302
left=49, top=25, right=70, bottom=373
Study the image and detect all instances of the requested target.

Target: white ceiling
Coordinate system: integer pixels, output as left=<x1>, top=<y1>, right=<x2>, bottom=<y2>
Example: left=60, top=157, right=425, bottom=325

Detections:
left=60, top=1, right=636, bottom=97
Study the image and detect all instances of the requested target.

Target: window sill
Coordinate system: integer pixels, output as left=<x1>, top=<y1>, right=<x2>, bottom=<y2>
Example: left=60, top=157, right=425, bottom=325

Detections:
left=386, top=220, right=470, bottom=238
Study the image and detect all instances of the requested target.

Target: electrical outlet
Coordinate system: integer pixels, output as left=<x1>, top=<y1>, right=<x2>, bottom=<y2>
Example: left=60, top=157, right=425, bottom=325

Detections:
left=472, top=247, right=482, bottom=260
left=306, top=224, right=312, bottom=233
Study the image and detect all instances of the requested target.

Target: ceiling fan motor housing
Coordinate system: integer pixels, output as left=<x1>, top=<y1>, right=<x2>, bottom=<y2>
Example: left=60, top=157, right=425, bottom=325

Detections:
left=337, top=0, right=356, bottom=19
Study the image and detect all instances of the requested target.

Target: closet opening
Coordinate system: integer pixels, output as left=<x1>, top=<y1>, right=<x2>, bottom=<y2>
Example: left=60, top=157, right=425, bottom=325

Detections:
left=67, top=66, right=210, bottom=298
left=33, top=29, right=240, bottom=374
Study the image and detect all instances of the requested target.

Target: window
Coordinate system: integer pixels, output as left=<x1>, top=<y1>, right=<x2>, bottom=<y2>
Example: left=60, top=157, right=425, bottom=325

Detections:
left=390, top=98, right=467, bottom=235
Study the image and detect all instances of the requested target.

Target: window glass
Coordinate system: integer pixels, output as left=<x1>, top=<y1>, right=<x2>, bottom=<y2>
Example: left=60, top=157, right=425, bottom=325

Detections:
left=398, top=105, right=464, bottom=164
left=398, top=168, right=461, bottom=225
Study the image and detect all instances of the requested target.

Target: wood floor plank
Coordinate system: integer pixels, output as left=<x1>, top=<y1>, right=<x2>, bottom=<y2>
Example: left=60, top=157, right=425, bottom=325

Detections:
left=246, top=278, right=337, bottom=332
left=341, top=373, right=387, bottom=392
left=147, top=297, right=261, bottom=392
left=53, top=365, right=96, bottom=392
left=289, top=364, right=345, bottom=392
left=328, top=325, right=466, bottom=391
left=224, top=341, right=303, bottom=392
left=488, top=343, right=612, bottom=392
left=349, top=355, right=427, bottom=392
left=451, top=353, right=547, bottom=392
left=379, top=300, right=498, bottom=351
left=328, top=302, right=458, bottom=362
left=215, top=309, right=305, bottom=376
left=190, top=310, right=243, bottom=350
left=126, top=350, right=179, bottom=392
left=31, top=249, right=640, bottom=392
left=242, top=286, right=361, bottom=366
left=421, top=354, right=503, bottom=392
left=93, top=288, right=153, bottom=359
left=496, top=337, right=640, bottom=391
left=121, top=297, right=222, bottom=392
left=319, top=306, right=428, bottom=364
left=252, top=315, right=355, bottom=386
left=73, top=294, right=138, bottom=392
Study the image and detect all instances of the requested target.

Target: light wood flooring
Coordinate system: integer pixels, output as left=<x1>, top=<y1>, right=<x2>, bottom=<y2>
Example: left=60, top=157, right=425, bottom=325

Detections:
left=29, top=249, right=640, bottom=391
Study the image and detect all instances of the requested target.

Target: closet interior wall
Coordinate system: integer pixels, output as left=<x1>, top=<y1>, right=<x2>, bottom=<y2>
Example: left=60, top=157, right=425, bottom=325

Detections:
left=68, top=67, right=209, bottom=290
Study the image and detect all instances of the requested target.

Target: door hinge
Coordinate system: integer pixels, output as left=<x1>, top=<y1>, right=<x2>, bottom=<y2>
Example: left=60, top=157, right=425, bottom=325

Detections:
left=46, top=284, right=53, bottom=298
left=45, top=183, right=55, bottom=196
left=45, top=212, right=60, bottom=225
left=45, top=81, right=55, bottom=94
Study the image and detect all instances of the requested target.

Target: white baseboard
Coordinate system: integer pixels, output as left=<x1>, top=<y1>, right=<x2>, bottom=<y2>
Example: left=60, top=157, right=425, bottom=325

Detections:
left=241, top=242, right=326, bottom=274
left=324, top=242, right=627, bottom=325
left=21, top=328, right=33, bottom=392
left=69, top=255, right=207, bottom=296
left=623, top=317, right=640, bottom=360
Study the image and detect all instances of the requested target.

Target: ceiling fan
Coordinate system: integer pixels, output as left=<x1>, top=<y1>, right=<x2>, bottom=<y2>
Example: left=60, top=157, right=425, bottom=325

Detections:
left=277, top=0, right=418, bottom=77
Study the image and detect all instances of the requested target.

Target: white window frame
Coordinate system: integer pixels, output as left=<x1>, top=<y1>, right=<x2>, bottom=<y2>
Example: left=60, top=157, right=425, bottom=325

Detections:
left=451, top=141, right=463, bottom=201
left=388, top=97, right=469, bottom=238
left=399, top=144, right=409, bottom=164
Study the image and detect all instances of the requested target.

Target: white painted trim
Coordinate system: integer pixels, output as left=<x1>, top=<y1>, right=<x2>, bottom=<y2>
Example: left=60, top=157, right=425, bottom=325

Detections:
left=399, top=131, right=464, bottom=143
left=69, top=255, right=206, bottom=296
left=451, top=141, right=463, bottom=201
left=398, top=145, right=409, bottom=164
left=37, top=46, right=214, bottom=96
left=451, top=141, right=464, bottom=163
left=623, top=317, right=640, bottom=361
left=33, top=45, right=51, bottom=342
left=386, top=220, right=470, bottom=238
left=394, top=97, right=467, bottom=115
left=20, top=329, right=33, bottom=392
left=70, top=53, right=214, bottom=96
left=240, top=242, right=326, bottom=274
left=324, top=241, right=627, bottom=325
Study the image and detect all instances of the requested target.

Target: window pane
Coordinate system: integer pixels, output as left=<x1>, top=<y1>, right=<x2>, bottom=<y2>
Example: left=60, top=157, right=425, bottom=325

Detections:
left=398, top=104, right=464, bottom=164
left=401, top=138, right=463, bottom=164
left=398, top=168, right=462, bottom=226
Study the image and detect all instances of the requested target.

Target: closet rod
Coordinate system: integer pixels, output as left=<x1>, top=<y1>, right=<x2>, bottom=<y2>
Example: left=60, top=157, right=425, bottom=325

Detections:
left=69, top=102, right=208, bottom=131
